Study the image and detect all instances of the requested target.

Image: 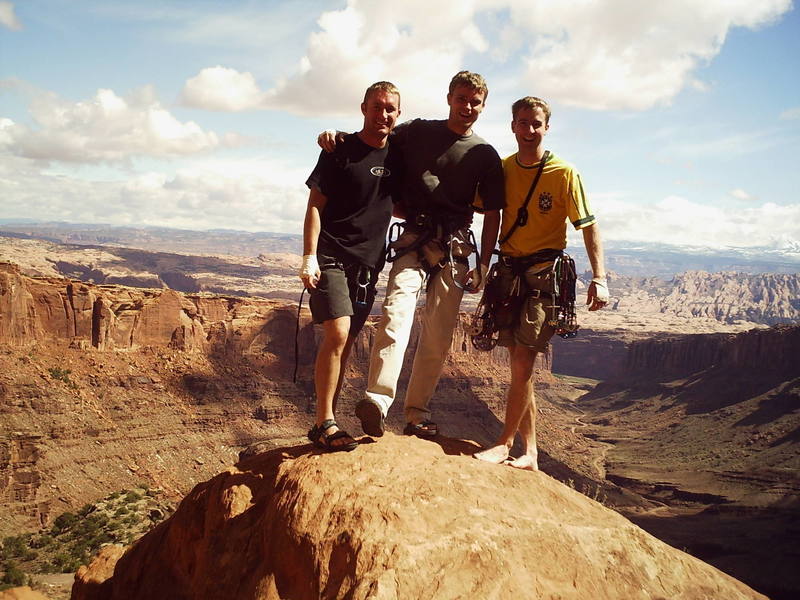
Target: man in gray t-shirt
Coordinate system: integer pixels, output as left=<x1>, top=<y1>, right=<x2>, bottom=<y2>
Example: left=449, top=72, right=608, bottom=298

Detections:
left=320, top=71, right=504, bottom=439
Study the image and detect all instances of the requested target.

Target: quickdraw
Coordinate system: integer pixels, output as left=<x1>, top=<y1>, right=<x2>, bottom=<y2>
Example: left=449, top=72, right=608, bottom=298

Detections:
left=549, top=254, right=579, bottom=339
left=469, top=262, right=506, bottom=351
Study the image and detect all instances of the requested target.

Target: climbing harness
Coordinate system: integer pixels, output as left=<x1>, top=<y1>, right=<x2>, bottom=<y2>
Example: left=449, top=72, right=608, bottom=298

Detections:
left=469, top=250, right=579, bottom=351
left=386, top=213, right=479, bottom=292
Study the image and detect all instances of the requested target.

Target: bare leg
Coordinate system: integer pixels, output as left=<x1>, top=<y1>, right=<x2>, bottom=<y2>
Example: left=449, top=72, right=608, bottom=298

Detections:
left=314, top=317, right=355, bottom=447
left=332, top=334, right=356, bottom=415
left=508, top=405, right=538, bottom=471
left=474, top=344, right=538, bottom=465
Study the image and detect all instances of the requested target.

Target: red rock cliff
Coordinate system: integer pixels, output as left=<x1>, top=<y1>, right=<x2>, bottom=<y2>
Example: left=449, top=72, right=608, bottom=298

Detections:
left=625, top=325, right=800, bottom=377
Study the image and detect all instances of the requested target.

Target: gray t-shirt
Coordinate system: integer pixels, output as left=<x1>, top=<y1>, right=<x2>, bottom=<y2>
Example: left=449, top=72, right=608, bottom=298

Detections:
left=391, top=119, right=505, bottom=228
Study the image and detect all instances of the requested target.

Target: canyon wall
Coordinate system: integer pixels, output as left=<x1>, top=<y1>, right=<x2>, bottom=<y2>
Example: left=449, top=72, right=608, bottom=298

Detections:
left=624, top=324, right=800, bottom=378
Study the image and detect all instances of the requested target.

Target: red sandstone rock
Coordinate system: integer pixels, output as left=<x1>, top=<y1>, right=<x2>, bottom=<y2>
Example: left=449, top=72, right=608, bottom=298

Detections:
left=72, top=435, right=765, bottom=600
left=71, top=545, right=127, bottom=600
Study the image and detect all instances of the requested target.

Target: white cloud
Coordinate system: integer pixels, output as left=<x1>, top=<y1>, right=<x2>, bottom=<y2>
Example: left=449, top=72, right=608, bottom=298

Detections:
left=594, top=195, right=799, bottom=250
left=181, top=66, right=267, bottom=111
left=0, top=154, right=309, bottom=233
left=0, top=1, right=21, bottom=30
left=730, top=189, right=753, bottom=201
left=180, top=0, right=792, bottom=116
left=3, top=85, right=228, bottom=163
left=509, top=0, right=791, bottom=111
left=779, top=106, right=800, bottom=120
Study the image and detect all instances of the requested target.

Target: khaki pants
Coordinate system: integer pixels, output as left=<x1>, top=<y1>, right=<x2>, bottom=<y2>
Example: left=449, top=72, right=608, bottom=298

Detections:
left=365, top=230, right=471, bottom=422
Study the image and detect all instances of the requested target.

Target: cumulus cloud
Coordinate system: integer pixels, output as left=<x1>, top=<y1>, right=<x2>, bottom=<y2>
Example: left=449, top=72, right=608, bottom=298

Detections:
left=0, top=1, right=21, bottom=30
left=180, top=0, right=791, bottom=116
left=181, top=66, right=267, bottom=111
left=0, top=154, right=309, bottom=233
left=511, top=0, right=791, bottom=110
left=592, top=195, right=800, bottom=250
left=2, top=84, right=228, bottom=163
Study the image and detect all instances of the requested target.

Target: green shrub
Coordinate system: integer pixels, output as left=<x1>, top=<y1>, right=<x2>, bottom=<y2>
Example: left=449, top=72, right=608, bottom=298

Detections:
left=124, top=491, right=143, bottom=503
left=91, top=532, right=112, bottom=549
left=51, top=512, right=79, bottom=534
left=2, top=560, right=26, bottom=586
left=48, top=367, right=72, bottom=382
left=1, top=535, right=30, bottom=559
left=51, top=552, right=81, bottom=573
left=122, top=514, right=140, bottom=526
left=28, top=535, right=53, bottom=549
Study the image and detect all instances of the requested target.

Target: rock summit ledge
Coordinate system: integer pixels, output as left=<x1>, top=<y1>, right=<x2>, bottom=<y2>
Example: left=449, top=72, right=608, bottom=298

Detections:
left=72, top=434, right=765, bottom=600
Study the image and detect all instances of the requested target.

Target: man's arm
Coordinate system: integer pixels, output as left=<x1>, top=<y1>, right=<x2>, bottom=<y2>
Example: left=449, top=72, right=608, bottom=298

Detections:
left=466, top=209, right=500, bottom=292
left=581, top=223, right=608, bottom=311
left=480, top=210, right=500, bottom=267
left=317, top=130, right=344, bottom=153
left=300, top=187, right=328, bottom=289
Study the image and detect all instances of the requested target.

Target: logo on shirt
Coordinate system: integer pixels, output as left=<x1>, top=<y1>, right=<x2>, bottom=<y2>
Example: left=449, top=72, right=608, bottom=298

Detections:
left=370, top=166, right=391, bottom=177
left=538, top=192, right=553, bottom=213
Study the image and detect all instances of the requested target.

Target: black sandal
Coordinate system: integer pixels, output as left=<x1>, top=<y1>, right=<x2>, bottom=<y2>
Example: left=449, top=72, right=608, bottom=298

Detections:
left=403, top=420, right=438, bottom=438
left=308, top=419, right=358, bottom=452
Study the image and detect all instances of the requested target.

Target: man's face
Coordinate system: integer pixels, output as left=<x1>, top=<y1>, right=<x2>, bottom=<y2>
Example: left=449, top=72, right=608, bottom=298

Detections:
left=511, top=106, right=549, bottom=151
left=361, top=90, right=401, bottom=137
left=446, top=85, right=486, bottom=133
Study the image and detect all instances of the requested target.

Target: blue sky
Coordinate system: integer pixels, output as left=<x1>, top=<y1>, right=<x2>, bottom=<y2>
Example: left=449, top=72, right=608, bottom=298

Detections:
left=1, top=0, right=798, bottom=256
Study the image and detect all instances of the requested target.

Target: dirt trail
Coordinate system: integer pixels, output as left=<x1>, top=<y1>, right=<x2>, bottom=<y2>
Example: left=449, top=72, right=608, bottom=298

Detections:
left=569, top=399, right=612, bottom=479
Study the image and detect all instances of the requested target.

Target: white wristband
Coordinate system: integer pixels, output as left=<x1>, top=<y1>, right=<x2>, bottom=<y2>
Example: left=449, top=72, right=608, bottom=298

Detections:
left=300, top=254, right=320, bottom=278
left=590, top=277, right=609, bottom=302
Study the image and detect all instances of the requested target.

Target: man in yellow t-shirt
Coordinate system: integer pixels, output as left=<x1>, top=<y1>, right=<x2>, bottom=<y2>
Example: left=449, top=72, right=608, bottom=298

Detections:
left=474, top=96, right=609, bottom=471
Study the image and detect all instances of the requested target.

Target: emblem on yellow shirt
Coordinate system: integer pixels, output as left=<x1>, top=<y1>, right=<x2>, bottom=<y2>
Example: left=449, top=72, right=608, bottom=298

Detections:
left=538, top=192, right=553, bottom=213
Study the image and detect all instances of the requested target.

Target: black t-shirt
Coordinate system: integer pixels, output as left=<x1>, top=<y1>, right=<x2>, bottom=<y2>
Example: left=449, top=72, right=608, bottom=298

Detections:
left=306, top=133, right=399, bottom=268
left=391, top=119, right=505, bottom=227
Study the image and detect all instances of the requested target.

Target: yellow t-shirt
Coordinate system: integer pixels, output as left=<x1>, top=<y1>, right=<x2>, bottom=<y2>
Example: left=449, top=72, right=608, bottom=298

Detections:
left=499, top=152, right=595, bottom=257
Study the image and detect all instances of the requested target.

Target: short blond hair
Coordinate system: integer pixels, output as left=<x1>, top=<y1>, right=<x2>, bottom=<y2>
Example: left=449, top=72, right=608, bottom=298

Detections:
left=512, top=96, right=551, bottom=124
left=363, top=81, right=401, bottom=107
left=448, top=71, right=488, bottom=98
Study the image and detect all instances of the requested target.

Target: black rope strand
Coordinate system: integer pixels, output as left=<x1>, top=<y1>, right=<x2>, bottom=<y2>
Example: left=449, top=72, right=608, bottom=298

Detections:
left=293, top=287, right=306, bottom=384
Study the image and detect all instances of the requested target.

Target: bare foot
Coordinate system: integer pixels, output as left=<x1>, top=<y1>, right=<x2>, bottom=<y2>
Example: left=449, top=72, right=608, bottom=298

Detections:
left=473, top=444, right=511, bottom=464
left=507, top=454, right=538, bottom=471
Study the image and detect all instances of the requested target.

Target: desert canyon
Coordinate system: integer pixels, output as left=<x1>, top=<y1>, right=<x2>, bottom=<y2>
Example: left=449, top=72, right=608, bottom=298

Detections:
left=0, top=228, right=798, bottom=600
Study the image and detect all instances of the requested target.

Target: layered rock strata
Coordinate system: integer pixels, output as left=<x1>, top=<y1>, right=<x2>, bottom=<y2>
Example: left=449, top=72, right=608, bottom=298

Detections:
left=625, top=324, right=800, bottom=377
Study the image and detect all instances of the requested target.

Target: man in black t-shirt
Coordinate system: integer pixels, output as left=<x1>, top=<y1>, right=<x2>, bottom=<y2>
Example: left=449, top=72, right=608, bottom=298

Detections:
left=320, top=71, right=504, bottom=439
left=300, top=81, right=401, bottom=452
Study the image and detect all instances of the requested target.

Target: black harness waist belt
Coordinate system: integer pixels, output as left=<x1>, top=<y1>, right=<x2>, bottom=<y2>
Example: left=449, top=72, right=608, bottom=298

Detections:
left=498, top=249, right=563, bottom=275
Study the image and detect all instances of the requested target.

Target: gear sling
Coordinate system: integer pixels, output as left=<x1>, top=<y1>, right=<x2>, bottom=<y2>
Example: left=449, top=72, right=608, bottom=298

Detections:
left=470, top=151, right=579, bottom=351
